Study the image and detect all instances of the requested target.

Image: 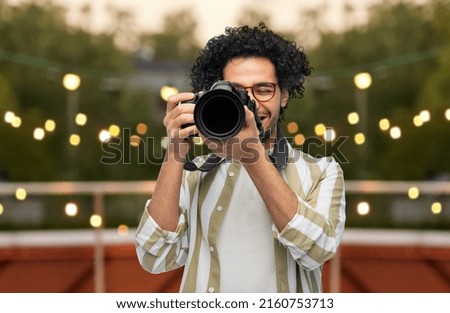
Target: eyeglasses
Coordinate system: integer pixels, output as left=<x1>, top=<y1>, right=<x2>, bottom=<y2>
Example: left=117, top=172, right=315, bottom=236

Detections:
left=232, top=82, right=278, bottom=102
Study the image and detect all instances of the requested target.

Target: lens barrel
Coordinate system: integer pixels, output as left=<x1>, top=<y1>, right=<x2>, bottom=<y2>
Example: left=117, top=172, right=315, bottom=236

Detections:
left=194, top=84, right=246, bottom=140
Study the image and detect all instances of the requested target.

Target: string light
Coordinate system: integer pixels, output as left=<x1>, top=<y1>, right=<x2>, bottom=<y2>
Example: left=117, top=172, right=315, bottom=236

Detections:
left=431, top=202, right=442, bottom=215
left=379, top=118, right=390, bottom=131
left=117, top=224, right=129, bottom=236
left=314, top=123, right=326, bottom=136
left=419, top=110, right=430, bottom=122
left=62, top=73, right=81, bottom=91
left=33, top=127, right=45, bottom=140
left=45, top=119, right=56, bottom=132
left=15, top=188, right=27, bottom=200
left=75, top=113, right=87, bottom=126
left=4, top=111, right=15, bottom=123
left=160, top=85, right=178, bottom=101
left=99, top=129, right=111, bottom=142
left=445, top=108, right=450, bottom=121
left=354, top=133, right=365, bottom=145
left=347, top=112, right=360, bottom=125
left=389, top=126, right=401, bottom=139
left=408, top=186, right=420, bottom=199
left=136, top=123, right=147, bottom=135
left=130, top=135, right=142, bottom=147
left=357, top=202, right=370, bottom=215
left=64, top=202, right=78, bottom=216
left=287, top=121, right=299, bottom=134
left=11, top=116, right=22, bottom=128
left=109, top=124, right=120, bottom=137
left=413, top=115, right=424, bottom=127
left=323, top=128, right=336, bottom=142
left=354, top=72, right=372, bottom=90
left=294, top=134, right=305, bottom=145
left=0, top=203, right=4, bottom=215
left=69, top=134, right=81, bottom=146
left=90, top=214, right=102, bottom=228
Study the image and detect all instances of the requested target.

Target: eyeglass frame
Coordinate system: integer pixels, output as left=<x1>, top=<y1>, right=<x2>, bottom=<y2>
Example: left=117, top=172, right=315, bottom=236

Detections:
left=232, top=82, right=279, bottom=102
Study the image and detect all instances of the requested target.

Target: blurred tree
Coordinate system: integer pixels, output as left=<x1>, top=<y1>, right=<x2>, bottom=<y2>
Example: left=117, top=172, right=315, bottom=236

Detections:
left=287, top=0, right=449, bottom=180
left=236, top=7, right=298, bottom=41
left=237, top=7, right=271, bottom=28
left=380, top=0, right=450, bottom=180
left=0, top=0, right=130, bottom=181
left=139, top=9, right=200, bottom=61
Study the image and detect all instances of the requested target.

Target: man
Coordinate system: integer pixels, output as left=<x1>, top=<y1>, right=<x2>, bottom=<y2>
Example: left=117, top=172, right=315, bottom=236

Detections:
left=135, top=23, right=346, bottom=293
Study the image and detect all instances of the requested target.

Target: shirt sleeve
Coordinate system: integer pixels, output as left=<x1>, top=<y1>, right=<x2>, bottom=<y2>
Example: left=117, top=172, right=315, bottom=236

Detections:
left=272, top=157, right=346, bottom=270
left=134, top=159, right=204, bottom=274
left=135, top=200, right=189, bottom=274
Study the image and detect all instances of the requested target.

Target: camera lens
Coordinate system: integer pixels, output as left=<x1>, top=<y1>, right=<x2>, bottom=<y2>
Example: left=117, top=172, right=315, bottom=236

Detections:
left=194, top=89, right=245, bottom=140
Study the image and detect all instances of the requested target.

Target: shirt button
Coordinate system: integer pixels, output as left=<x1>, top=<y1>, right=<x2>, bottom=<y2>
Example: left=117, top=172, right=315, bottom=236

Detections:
left=209, top=246, right=214, bottom=252
left=228, top=171, right=235, bottom=177
left=216, top=206, right=223, bottom=211
left=208, top=287, right=215, bottom=293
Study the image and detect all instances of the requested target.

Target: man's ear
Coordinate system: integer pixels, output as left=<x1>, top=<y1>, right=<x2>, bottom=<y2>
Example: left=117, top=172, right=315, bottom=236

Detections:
left=281, top=89, right=289, bottom=108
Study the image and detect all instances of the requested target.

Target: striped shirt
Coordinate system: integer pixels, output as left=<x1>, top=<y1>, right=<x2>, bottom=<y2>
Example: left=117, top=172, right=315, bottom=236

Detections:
left=135, top=136, right=346, bottom=293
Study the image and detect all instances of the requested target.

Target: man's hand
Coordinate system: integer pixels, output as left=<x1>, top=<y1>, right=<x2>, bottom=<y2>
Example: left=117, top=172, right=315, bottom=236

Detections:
left=163, top=92, right=197, bottom=159
left=201, top=105, right=264, bottom=163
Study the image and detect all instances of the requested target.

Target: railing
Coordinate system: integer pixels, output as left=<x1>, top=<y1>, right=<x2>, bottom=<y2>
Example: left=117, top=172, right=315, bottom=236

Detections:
left=1, top=180, right=449, bottom=292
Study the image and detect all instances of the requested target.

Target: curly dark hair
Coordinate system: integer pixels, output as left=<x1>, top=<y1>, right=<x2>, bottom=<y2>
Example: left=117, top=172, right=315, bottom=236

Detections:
left=190, top=22, right=313, bottom=120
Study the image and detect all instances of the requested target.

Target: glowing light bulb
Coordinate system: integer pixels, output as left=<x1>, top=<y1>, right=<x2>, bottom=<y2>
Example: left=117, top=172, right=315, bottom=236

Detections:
left=431, top=202, right=442, bottom=215
left=65, top=202, right=78, bottom=216
left=11, top=116, right=22, bottom=128
left=314, top=123, right=326, bottom=136
left=117, top=224, right=129, bottom=236
left=357, top=202, right=370, bottom=215
left=45, top=119, right=56, bottom=132
left=160, top=85, right=178, bottom=101
left=70, top=134, right=81, bottom=146
left=379, top=118, right=390, bottom=131
left=136, top=123, right=147, bottom=135
left=33, top=127, right=45, bottom=140
left=294, top=134, right=305, bottom=146
left=99, top=130, right=111, bottom=142
left=16, top=188, right=27, bottom=200
left=347, top=112, right=359, bottom=125
left=419, top=110, right=430, bottom=122
left=287, top=122, right=299, bottom=134
left=390, top=126, right=401, bottom=139
left=109, top=125, right=120, bottom=137
left=75, top=113, right=87, bottom=126
left=63, top=73, right=81, bottom=91
left=354, top=133, right=365, bottom=145
left=4, top=111, right=15, bottom=123
left=90, top=214, right=102, bottom=228
left=354, top=72, right=372, bottom=90
left=408, top=187, right=420, bottom=199
left=323, top=128, right=336, bottom=142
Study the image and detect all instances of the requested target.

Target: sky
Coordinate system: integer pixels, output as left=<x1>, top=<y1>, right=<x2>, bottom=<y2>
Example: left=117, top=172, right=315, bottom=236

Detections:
left=4, top=0, right=419, bottom=43
left=7, top=0, right=430, bottom=46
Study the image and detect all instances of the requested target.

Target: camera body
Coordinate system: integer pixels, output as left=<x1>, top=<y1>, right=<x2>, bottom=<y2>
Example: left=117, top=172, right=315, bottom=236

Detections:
left=186, top=80, right=262, bottom=141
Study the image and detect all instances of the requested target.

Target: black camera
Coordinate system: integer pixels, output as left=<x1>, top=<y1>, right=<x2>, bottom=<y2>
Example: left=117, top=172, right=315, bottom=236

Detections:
left=186, top=80, right=262, bottom=140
